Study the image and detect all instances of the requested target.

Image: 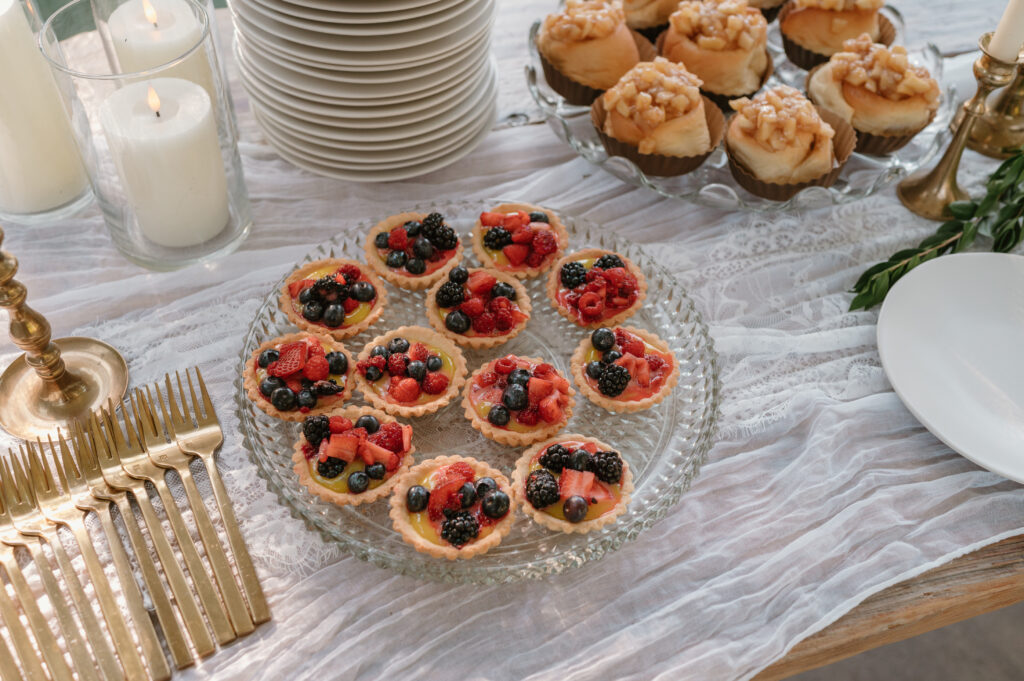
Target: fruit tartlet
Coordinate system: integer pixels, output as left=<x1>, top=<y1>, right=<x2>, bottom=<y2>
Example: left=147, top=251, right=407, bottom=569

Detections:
left=292, top=408, right=414, bottom=507
left=471, top=203, right=569, bottom=278
left=571, top=326, right=678, bottom=412
left=512, top=435, right=633, bottom=533
left=364, top=211, right=464, bottom=290
left=462, top=355, right=575, bottom=446
left=426, top=266, right=531, bottom=349
left=244, top=332, right=354, bottom=422
left=389, top=456, right=515, bottom=560
left=280, top=259, right=386, bottom=341
left=547, top=249, right=647, bottom=328
left=353, top=326, right=467, bottom=418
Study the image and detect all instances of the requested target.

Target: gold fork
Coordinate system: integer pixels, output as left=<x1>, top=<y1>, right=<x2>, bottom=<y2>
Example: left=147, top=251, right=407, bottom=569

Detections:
left=137, top=386, right=254, bottom=637
left=0, top=453, right=105, bottom=681
left=170, top=369, right=270, bottom=625
left=89, top=409, right=219, bottom=658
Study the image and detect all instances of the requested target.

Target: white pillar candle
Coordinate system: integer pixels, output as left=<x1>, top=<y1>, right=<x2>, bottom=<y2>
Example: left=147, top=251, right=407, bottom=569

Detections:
left=990, top=0, right=1024, bottom=62
left=99, top=77, right=228, bottom=248
left=0, top=0, right=88, bottom=215
left=107, top=0, right=216, bottom=101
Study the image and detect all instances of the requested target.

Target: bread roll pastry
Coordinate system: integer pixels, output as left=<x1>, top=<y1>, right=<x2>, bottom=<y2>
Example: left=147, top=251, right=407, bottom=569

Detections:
left=622, top=0, right=680, bottom=29
left=661, top=0, right=769, bottom=96
left=727, top=85, right=835, bottom=184
left=808, top=34, right=940, bottom=136
left=537, top=0, right=641, bottom=90
left=601, top=58, right=712, bottom=157
left=780, top=0, right=884, bottom=56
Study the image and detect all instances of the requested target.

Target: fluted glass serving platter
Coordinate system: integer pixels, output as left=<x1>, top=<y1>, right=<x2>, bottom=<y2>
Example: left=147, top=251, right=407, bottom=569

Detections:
left=235, top=199, right=720, bottom=583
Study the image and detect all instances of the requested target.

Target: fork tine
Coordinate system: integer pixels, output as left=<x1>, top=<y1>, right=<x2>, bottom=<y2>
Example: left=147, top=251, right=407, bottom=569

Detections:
left=103, top=400, right=130, bottom=454
left=9, top=451, right=33, bottom=504
left=194, top=367, right=217, bottom=425
left=0, top=455, right=17, bottom=508
left=72, top=420, right=100, bottom=475
left=154, top=383, right=177, bottom=439
left=166, top=373, right=188, bottom=430
left=122, top=397, right=144, bottom=452
left=24, top=441, right=54, bottom=496
left=47, top=435, right=71, bottom=491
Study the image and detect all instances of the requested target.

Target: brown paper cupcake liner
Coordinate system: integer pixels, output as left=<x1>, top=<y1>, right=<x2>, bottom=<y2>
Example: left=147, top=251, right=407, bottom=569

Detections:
left=759, top=2, right=784, bottom=23
left=779, top=2, right=895, bottom=70
left=538, top=30, right=657, bottom=107
left=633, top=23, right=668, bottom=44
left=591, top=95, right=724, bottom=177
left=726, top=107, right=856, bottom=201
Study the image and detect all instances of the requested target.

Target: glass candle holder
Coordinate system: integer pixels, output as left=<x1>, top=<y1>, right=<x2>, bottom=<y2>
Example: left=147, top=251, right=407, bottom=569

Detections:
left=39, top=0, right=250, bottom=270
left=0, top=0, right=92, bottom=224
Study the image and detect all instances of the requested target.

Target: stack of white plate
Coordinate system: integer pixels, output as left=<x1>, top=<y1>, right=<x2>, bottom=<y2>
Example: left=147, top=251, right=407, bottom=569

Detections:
left=230, top=0, right=498, bottom=181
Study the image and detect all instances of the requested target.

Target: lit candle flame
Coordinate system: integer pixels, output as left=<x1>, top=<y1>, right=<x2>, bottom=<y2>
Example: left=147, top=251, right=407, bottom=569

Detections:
left=147, top=86, right=161, bottom=117
left=143, top=0, right=158, bottom=27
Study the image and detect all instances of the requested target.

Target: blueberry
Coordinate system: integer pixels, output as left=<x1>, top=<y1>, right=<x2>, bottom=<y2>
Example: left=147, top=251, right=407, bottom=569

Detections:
left=347, top=471, right=369, bottom=494
left=366, top=463, right=386, bottom=480
left=298, top=287, right=315, bottom=304
left=412, top=237, right=435, bottom=260
left=487, top=405, right=510, bottom=426
left=586, top=361, right=605, bottom=379
left=259, top=376, right=285, bottom=397
left=448, top=266, right=469, bottom=284
left=481, top=490, right=510, bottom=519
left=322, top=304, right=345, bottom=328
left=502, top=383, right=528, bottom=411
left=591, top=328, right=615, bottom=352
left=426, top=355, right=443, bottom=372
left=370, top=345, right=390, bottom=359
left=302, top=301, right=324, bottom=322
left=445, top=310, right=470, bottom=334
left=257, top=349, right=279, bottom=368
left=355, top=415, right=379, bottom=434
left=602, top=350, right=623, bottom=364
left=405, top=258, right=426, bottom=275
left=326, top=352, right=348, bottom=375
left=270, top=387, right=297, bottom=411
left=374, top=232, right=390, bottom=249
left=529, top=211, right=549, bottom=223
left=507, top=369, right=531, bottom=387
left=566, top=449, right=592, bottom=472
left=404, top=220, right=422, bottom=237
left=563, top=495, right=588, bottom=523
left=351, top=281, right=376, bottom=302
left=406, top=360, right=426, bottom=382
left=364, top=366, right=383, bottom=382
left=475, top=477, right=498, bottom=498
left=388, top=337, right=410, bottom=354
left=491, top=282, right=517, bottom=301
left=296, top=390, right=317, bottom=409
left=459, top=482, right=477, bottom=508
left=406, top=485, right=429, bottom=512
left=386, top=250, right=407, bottom=268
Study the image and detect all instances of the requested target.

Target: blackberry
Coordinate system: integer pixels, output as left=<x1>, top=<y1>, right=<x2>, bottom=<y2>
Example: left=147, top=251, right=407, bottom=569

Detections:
left=529, top=211, right=549, bottom=223
left=312, top=276, right=348, bottom=302
left=594, top=254, right=625, bottom=270
left=597, top=363, right=630, bottom=397
left=524, top=470, right=560, bottom=509
left=539, top=444, right=570, bottom=473
left=491, top=281, right=517, bottom=301
left=440, top=511, right=479, bottom=547
left=302, top=415, right=330, bottom=448
left=312, top=380, right=342, bottom=396
left=560, top=261, right=587, bottom=289
left=316, top=457, right=346, bottom=479
left=435, top=281, right=465, bottom=308
left=430, top=225, right=458, bottom=250
left=592, top=450, right=623, bottom=484
left=483, top=227, right=512, bottom=250
left=421, top=211, right=445, bottom=236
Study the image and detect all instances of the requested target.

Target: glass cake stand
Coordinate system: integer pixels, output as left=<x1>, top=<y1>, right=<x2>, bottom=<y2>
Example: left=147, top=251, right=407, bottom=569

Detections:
left=235, top=199, right=720, bottom=584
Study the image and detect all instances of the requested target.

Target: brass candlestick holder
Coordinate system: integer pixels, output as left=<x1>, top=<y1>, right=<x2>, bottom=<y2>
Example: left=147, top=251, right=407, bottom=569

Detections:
left=898, top=34, right=1019, bottom=220
left=968, top=61, right=1024, bottom=159
left=0, top=226, right=128, bottom=440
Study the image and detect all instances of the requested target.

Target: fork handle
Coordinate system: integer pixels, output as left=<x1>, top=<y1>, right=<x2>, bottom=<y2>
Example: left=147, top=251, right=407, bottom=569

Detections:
left=0, top=551, right=74, bottom=681
left=0, top=553, right=51, bottom=681
left=201, top=456, right=271, bottom=624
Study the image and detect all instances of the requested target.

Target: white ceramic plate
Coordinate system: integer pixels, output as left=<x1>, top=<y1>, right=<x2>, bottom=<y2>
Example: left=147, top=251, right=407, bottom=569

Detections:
left=241, top=0, right=467, bottom=35
left=268, top=0, right=460, bottom=24
left=274, top=0, right=443, bottom=13
left=877, top=252, right=1024, bottom=484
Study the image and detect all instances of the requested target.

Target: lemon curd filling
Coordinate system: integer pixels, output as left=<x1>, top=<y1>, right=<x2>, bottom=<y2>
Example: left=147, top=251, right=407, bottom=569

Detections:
left=370, top=343, right=456, bottom=404
left=291, top=265, right=375, bottom=327
left=531, top=441, right=623, bottom=522
left=407, top=468, right=500, bottom=546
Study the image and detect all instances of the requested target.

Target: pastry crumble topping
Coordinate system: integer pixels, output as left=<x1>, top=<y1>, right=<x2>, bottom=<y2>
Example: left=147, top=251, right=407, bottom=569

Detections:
left=730, top=85, right=835, bottom=150
left=542, top=0, right=626, bottom=42
left=830, top=34, right=939, bottom=103
left=669, top=0, right=766, bottom=52
left=603, top=58, right=703, bottom=154
left=791, top=0, right=884, bottom=9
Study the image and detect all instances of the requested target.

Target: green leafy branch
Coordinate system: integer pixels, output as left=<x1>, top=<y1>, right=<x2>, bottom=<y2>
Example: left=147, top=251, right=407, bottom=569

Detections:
left=849, top=151, right=1024, bottom=311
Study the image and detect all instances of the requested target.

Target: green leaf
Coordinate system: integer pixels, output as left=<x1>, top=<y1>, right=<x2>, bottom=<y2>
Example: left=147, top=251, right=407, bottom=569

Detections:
left=852, top=261, right=893, bottom=292
left=948, top=201, right=977, bottom=220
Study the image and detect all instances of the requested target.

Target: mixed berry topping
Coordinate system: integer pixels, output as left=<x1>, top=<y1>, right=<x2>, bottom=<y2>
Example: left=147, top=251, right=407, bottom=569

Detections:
left=255, top=336, right=347, bottom=412
left=288, top=263, right=378, bottom=330
left=556, top=252, right=640, bottom=325
left=299, top=412, right=411, bottom=494
left=525, top=441, right=624, bottom=523
left=404, top=461, right=511, bottom=548
left=374, top=212, right=460, bottom=277
left=433, top=267, right=528, bottom=337
left=584, top=327, right=673, bottom=399
left=470, top=356, right=571, bottom=430
left=357, top=337, right=451, bottom=404
left=479, top=209, right=560, bottom=269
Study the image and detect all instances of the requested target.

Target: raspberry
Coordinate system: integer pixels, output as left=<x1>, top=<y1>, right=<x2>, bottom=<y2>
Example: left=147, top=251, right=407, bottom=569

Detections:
left=532, top=230, right=557, bottom=255
left=339, top=264, right=362, bottom=284
left=516, top=406, right=540, bottom=426
left=305, top=338, right=325, bottom=356
left=578, top=292, right=605, bottom=319
left=478, top=371, right=499, bottom=387
left=645, top=354, right=667, bottom=372
left=619, top=273, right=639, bottom=296
left=348, top=427, right=368, bottom=440
left=387, top=353, right=408, bottom=377
left=409, top=343, right=429, bottom=361
left=356, top=359, right=372, bottom=374
left=494, top=357, right=516, bottom=374
left=343, top=297, right=360, bottom=313
left=422, top=372, right=449, bottom=395
left=459, top=298, right=485, bottom=318
left=494, top=308, right=516, bottom=331
left=526, top=251, right=547, bottom=267
left=511, top=227, right=535, bottom=244
left=487, top=296, right=511, bottom=313
left=585, top=268, right=603, bottom=283
left=471, top=312, right=496, bottom=334
left=387, top=228, right=408, bottom=251
left=369, top=356, right=387, bottom=371
left=302, top=355, right=330, bottom=381
left=534, top=363, right=555, bottom=378
left=388, top=377, right=420, bottom=402
left=368, top=422, right=404, bottom=452
left=601, top=267, right=627, bottom=287
left=328, top=416, right=352, bottom=433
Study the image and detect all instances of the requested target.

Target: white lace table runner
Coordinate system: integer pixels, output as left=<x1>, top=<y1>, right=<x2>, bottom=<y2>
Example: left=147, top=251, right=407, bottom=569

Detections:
left=1, top=2, right=1021, bottom=680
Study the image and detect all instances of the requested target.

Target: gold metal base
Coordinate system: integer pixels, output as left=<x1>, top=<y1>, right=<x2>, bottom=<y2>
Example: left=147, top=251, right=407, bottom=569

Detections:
left=0, top=337, right=128, bottom=440
left=897, top=166, right=968, bottom=220
left=968, top=68, right=1024, bottom=159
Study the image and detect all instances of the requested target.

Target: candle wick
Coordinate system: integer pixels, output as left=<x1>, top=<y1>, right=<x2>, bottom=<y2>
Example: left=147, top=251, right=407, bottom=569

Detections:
left=155, top=110, right=161, bottom=118
left=151, top=20, right=158, bottom=28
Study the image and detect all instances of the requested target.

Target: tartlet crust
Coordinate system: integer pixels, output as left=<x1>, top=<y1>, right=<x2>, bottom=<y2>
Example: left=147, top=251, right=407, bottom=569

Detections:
left=546, top=248, right=648, bottom=329
left=424, top=268, right=533, bottom=349
left=511, top=434, right=635, bottom=534
left=354, top=325, right=467, bottom=418
left=570, top=326, right=679, bottom=413
left=364, top=212, right=465, bottom=291
left=388, top=455, right=516, bottom=560
left=469, top=203, right=570, bottom=279
left=291, top=405, right=415, bottom=507
left=279, top=258, right=388, bottom=341
left=461, top=355, right=576, bottom=446
left=243, top=332, right=355, bottom=422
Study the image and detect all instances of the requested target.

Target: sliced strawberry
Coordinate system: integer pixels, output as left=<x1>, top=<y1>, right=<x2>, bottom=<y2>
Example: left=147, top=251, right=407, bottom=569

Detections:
left=385, top=452, right=402, bottom=472
left=516, top=406, right=540, bottom=426
left=288, top=279, right=315, bottom=298
left=358, top=439, right=393, bottom=466
left=268, top=342, right=308, bottom=377
left=328, top=416, right=352, bottom=433
left=559, top=469, right=595, bottom=500
left=478, top=386, right=504, bottom=405
left=480, top=211, right=505, bottom=227
left=426, top=463, right=475, bottom=520
left=502, top=211, right=529, bottom=231
left=527, top=377, right=554, bottom=403
left=511, top=227, right=535, bottom=245
left=460, top=297, right=485, bottom=318
left=466, top=271, right=497, bottom=296
left=538, top=393, right=563, bottom=424
left=501, top=244, right=529, bottom=266
left=615, top=329, right=645, bottom=357
left=388, top=377, right=420, bottom=403
left=533, top=363, right=555, bottom=378
left=550, top=374, right=571, bottom=394
left=589, top=480, right=614, bottom=504
left=401, top=424, right=412, bottom=452
left=368, top=422, right=404, bottom=452
left=325, top=434, right=360, bottom=463
left=316, top=438, right=330, bottom=463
